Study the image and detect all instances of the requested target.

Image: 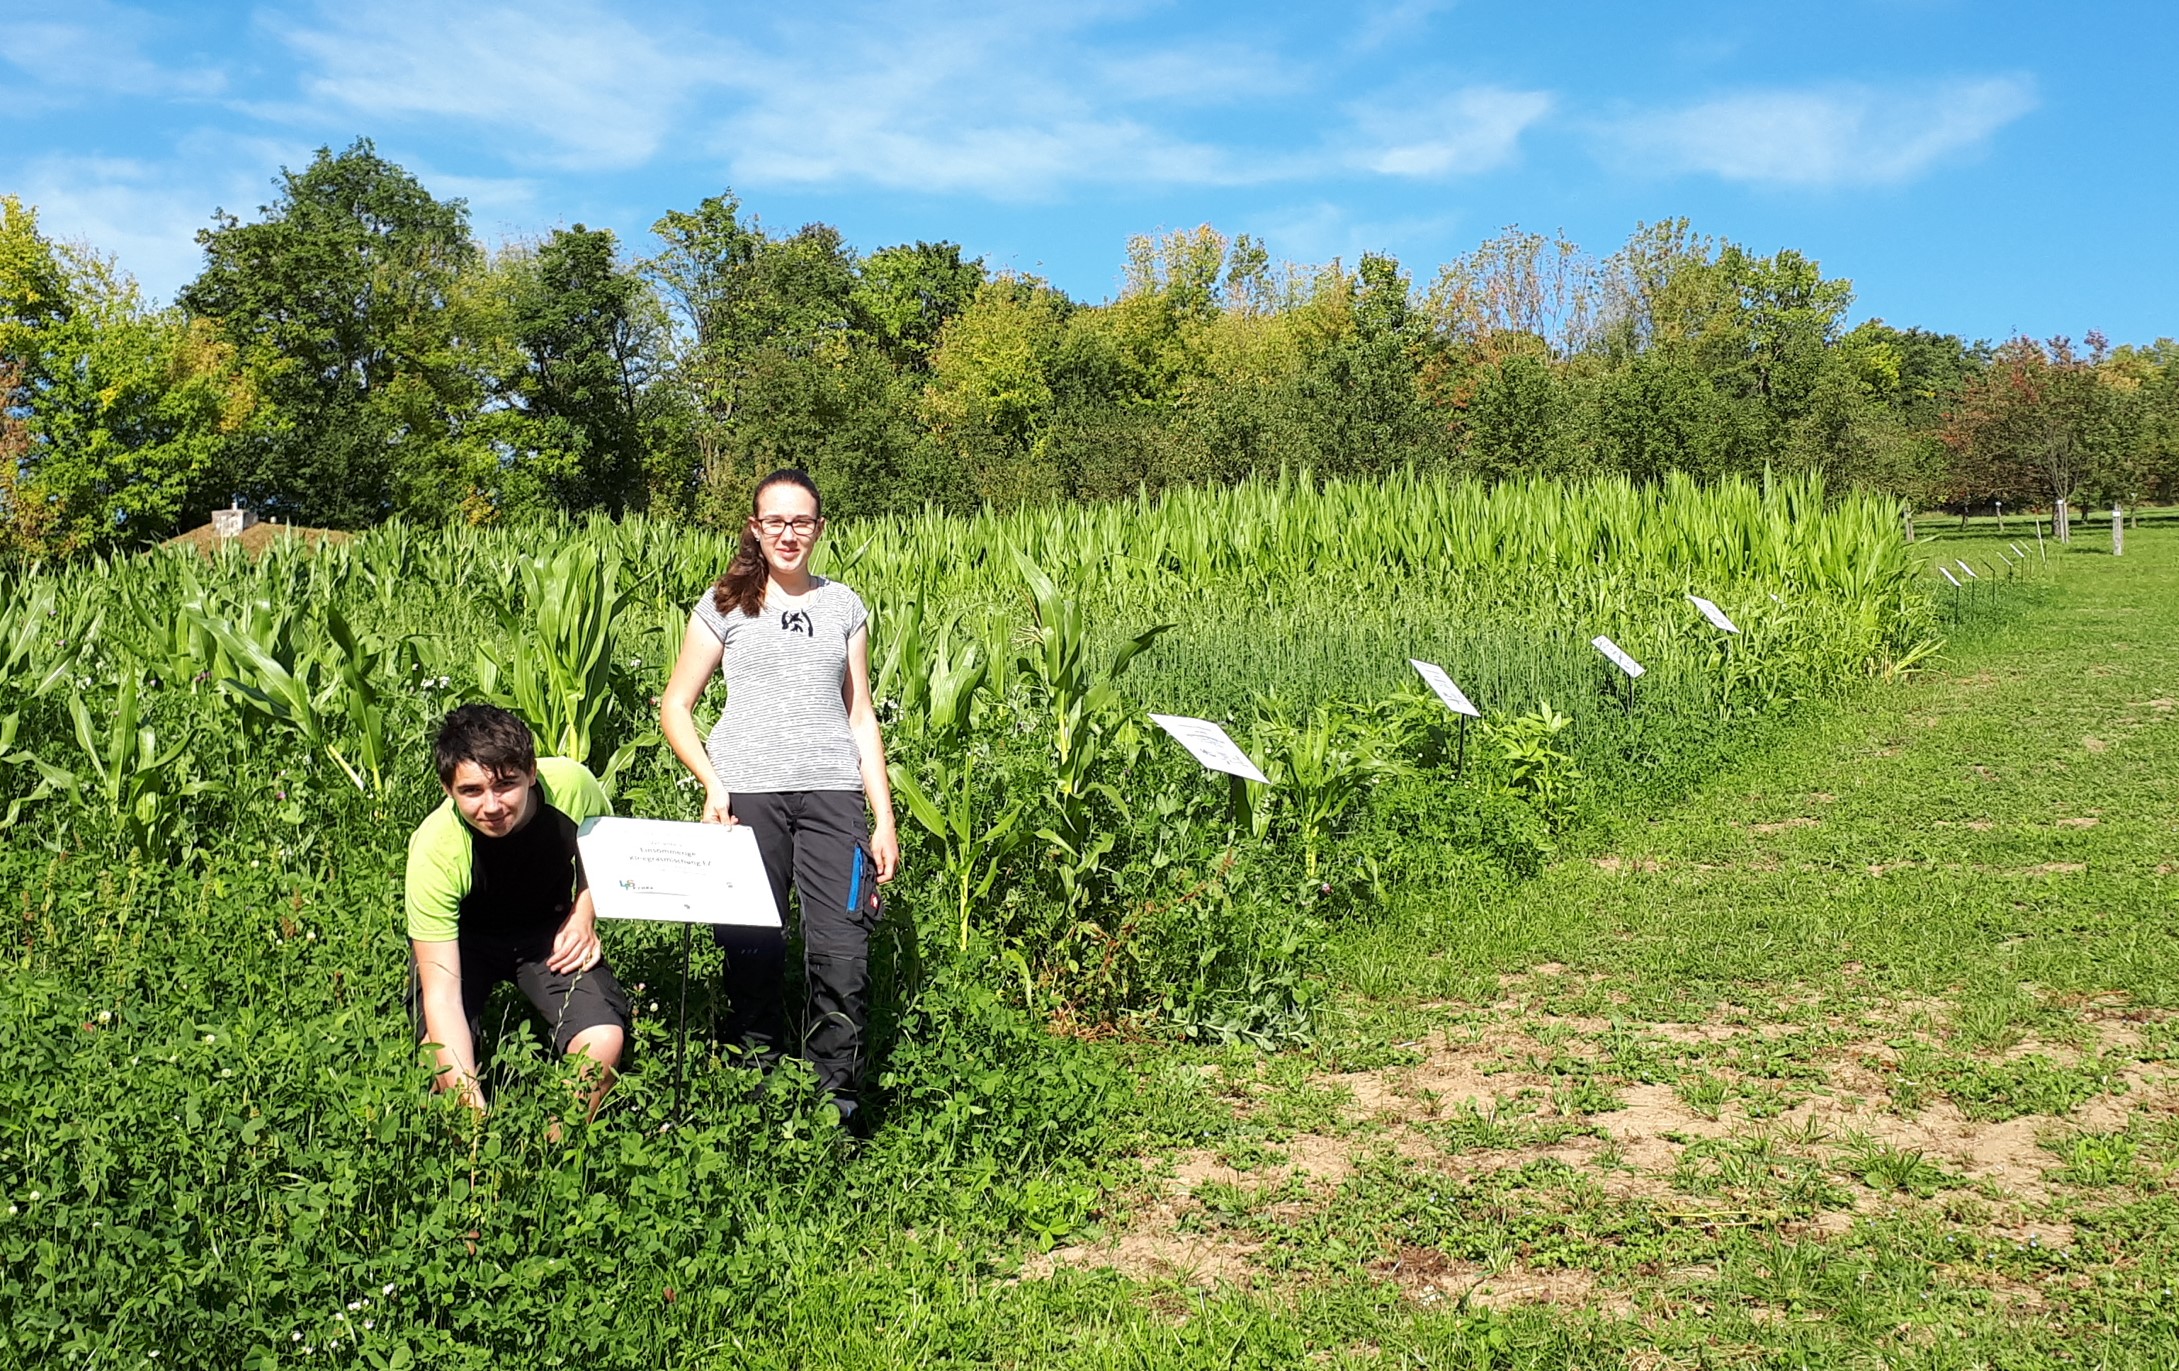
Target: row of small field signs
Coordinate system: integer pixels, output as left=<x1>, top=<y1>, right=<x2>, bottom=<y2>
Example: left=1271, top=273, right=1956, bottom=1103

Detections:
left=1148, top=593, right=1741, bottom=785
left=1937, top=543, right=2038, bottom=588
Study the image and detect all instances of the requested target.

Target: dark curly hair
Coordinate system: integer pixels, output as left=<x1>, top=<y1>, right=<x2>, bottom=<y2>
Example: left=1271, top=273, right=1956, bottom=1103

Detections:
left=433, top=704, right=537, bottom=786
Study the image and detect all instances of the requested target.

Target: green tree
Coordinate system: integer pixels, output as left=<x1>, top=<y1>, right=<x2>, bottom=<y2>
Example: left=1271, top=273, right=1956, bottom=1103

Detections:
left=852, top=241, right=984, bottom=370
left=922, top=275, right=1076, bottom=503
left=0, top=196, right=248, bottom=553
left=1465, top=350, right=1577, bottom=480
left=1588, top=350, right=1757, bottom=483
left=647, top=194, right=863, bottom=518
left=179, top=139, right=477, bottom=527
left=500, top=225, right=664, bottom=516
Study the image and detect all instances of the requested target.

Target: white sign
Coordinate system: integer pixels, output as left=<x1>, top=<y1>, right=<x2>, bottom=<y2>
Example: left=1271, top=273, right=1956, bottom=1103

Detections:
left=2010, top=543, right=2027, bottom=558
left=1408, top=659, right=1481, bottom=718
left=1938, top=565, right=1961, bottom=587
left=577, top=816, right=781, bottom=926
left=1686, top=594, right=1740, bottom=635
left=1148, top=713, right=1270, bottom=784
left=1956, top=559, right=1979, bottom=580
left=1591, top=635, right=1645, bottom=679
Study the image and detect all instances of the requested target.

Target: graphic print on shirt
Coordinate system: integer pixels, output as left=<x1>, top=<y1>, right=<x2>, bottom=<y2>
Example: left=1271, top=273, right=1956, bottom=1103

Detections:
left=781, top=610, right=813, bottom=637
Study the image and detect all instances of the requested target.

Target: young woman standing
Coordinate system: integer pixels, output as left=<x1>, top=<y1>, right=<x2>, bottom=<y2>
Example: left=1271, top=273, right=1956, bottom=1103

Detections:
left=659, top=468, right=899, bottom=1129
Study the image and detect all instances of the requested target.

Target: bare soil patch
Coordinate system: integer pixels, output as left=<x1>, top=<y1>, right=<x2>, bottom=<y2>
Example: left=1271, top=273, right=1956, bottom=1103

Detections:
left=1043, top=980, right=2175, bottom=1302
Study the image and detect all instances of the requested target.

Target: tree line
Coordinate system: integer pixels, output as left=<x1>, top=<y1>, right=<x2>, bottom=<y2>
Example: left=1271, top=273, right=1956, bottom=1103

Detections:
left=3, top=138, right=2175, bottom=555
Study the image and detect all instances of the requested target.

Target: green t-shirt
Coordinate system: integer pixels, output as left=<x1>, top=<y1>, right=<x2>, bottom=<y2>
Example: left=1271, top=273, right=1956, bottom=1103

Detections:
left=404, top=757, right=611, bottom=942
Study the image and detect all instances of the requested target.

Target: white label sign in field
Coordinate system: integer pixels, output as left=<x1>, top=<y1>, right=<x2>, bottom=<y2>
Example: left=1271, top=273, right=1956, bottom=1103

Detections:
left=1149, top=713, right=1270, bottom=784
left=1591, top=635, right=1646, bottom=679
left=1938, top=565, right=1961, bottom=587
left=1685, top=594, right=1740, bottom=635
left=578, top=816, right=781, bottom=926
left=1957, top=559, right=1979, bottom=580
left=1408, top=659, right=1481, bottom=718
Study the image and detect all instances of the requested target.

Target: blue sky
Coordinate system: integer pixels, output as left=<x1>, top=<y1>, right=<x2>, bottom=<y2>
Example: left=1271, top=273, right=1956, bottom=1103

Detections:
left=4, top=0, right=2172, bottom=344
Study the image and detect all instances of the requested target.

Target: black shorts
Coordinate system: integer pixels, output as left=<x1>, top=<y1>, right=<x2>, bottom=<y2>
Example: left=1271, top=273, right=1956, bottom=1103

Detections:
left=410, top=930, right=631, bottom=1057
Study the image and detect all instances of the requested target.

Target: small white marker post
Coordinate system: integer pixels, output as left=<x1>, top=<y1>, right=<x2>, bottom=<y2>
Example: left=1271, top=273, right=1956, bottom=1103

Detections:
left=1409, top=658, right=1481, bottom=777
left=578, top=816, right=782, bottom=1121
left=1937, top=563, right=1962, bottom=617
left=1149, top=713, right=1271, bottom=832
left=1591, top=634, right=1644, bottom=712
left=1149, top=714, right=1270, bottom=784
left=2113, top=506, right=2125, bottom=558
left=1686, top=594, right=1740, bottom=635
left=1687, top=595, right=1740, bottom=706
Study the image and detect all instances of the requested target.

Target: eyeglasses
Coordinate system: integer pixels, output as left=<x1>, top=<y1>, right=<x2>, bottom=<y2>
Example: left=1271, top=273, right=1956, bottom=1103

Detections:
left=754, top=516, right=820, bottom=537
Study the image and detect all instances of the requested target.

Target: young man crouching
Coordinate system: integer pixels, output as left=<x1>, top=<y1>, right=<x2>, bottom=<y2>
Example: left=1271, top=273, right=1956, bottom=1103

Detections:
left=406, top=704, right=628, bottom=1119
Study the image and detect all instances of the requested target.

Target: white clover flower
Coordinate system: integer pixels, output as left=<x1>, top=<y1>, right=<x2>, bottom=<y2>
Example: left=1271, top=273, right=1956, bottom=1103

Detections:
left=347, top=1300, right=360, bottom=1310
left=98, top=1010, right=112, bottom=1024
left=381, top=1283, right=394, bottom=1296
left=204, top=1034, right=216, bottom=1044
left=292, top=1332, right=302, bottom=1342
left=219, top=1068, right=232, bottom=1078
left=28, top=1191, right=39, bottom=1201
left=362, top=1321, right=373, bottom=1331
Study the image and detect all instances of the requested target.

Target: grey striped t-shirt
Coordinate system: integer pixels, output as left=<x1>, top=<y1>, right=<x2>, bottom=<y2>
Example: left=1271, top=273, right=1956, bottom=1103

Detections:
left=694, top=577, right=870, bottom=794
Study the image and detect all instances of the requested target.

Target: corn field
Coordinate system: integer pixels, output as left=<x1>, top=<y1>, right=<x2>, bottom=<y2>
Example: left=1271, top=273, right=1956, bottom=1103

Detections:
left=0, top=469, right=1963, bottom=1366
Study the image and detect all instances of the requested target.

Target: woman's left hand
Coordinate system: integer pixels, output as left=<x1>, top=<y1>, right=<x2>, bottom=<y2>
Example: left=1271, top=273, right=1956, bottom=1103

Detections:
left=870, top=823, right=901, bottom=884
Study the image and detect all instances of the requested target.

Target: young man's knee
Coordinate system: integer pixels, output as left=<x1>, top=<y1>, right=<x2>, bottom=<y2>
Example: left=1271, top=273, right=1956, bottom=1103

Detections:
left=566, top=1024, right=624, bottom=1069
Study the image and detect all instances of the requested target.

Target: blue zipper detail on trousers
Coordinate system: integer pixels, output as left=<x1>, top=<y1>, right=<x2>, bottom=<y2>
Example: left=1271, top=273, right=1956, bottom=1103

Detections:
left=847, top=848, right=864, bottom=911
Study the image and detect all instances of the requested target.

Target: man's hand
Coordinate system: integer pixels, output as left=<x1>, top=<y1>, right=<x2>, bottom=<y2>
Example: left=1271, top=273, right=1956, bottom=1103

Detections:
left=701, top=786, right=737, bottom=826
left=870, top=820, right=901, bottom=884
left=548, top=904, right=603, bottom=975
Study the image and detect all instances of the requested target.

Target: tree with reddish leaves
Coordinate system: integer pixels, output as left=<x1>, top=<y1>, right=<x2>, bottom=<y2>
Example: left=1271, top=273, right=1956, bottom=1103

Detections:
left=1940, top=334, right=2129, bottom=521
left=0, top=359, right=54, bottom=556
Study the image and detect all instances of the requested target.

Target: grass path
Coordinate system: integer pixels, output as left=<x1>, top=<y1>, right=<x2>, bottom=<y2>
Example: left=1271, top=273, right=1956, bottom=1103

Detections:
left=1009, top=531, right=2179, bottom=1367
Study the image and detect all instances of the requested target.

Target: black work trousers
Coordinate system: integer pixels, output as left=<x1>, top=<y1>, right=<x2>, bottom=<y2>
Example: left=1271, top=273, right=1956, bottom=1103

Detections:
left=711, top=790, right=880, bottom=1118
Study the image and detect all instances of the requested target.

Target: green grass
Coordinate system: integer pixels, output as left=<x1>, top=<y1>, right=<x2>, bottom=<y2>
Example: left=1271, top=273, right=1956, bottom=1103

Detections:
left=6, top=522, right=2176, bottom=1367
left=1000, top=526, right=2179, bottom=1366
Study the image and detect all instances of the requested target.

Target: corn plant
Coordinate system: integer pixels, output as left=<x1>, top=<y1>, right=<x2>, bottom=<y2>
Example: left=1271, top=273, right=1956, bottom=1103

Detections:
left=320, top=608, right=397, bottom=796
left=27, top=669, right=213, bottom=857
left=0, top=579, right=83, bottom=699
left=1012, top=551, right=1168, bottom=922
left=887, top=630, right=1034, bottom=951
left=475, top=543, right=638, bottom=783
left=1249, top=703, right=1403, bottom=879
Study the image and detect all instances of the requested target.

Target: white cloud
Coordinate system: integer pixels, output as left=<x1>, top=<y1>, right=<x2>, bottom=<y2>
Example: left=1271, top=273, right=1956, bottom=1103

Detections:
left=1246, top=200, right=1462, bottom=276
left=269, top=0, right=731, bottom=171
left=0, top=1, right=226, bottom=106
left=1349, top=0, right=1457, bottom=53
left=709, top=7, right=1288, bottom=197
left=243, top=0, right=1547, bottom=200
left=1607, top=76, right=2038, bottom=187
left=9, top=156, right=242, bottom=304
left=1348, top=86, right=1555, bottom=178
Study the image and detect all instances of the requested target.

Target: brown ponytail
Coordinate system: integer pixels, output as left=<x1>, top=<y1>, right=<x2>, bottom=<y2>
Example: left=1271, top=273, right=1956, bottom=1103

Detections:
left=711, top=467, right=823, bottom=619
